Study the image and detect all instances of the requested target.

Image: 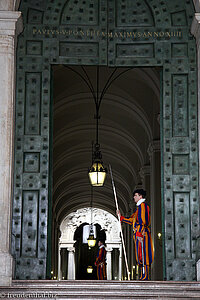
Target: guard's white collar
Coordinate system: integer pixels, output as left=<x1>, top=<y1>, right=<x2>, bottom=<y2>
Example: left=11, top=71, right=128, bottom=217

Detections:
left=99, top=244, right=105, bottom=249
left=136, top=198, right=146, bottom=206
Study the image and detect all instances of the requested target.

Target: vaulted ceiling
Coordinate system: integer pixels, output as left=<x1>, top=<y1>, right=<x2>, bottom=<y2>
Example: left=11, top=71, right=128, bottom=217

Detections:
left=52, top=66, right=160, bottom=224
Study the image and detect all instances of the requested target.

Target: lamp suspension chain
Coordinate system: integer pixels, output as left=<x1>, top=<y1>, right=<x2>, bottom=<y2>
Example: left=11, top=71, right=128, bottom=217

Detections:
left=63, top=65, right=133, bottom=186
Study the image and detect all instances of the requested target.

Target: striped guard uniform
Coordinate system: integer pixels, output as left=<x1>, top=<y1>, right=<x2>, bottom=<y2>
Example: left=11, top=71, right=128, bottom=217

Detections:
left=121, top=200, right=154, bottom=280
left=95, top=245, right=107, bottom=280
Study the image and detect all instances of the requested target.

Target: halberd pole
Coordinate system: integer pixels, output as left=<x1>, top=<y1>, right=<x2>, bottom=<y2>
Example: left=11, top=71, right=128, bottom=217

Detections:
left=109, top=164, right=130, bottom=281
left=141, top=239, right=145, bottom=275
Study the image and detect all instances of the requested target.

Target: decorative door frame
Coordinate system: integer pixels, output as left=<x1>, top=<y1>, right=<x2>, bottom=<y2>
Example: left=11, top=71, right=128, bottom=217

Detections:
left=12, top=0, right=199, bottom=281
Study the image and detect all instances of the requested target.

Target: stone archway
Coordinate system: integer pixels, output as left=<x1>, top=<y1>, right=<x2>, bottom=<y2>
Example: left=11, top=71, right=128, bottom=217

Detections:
left=7, top=0, right=200, bottom=282
left=1, top=0, right=200, bottom=287
left=59, top=208, right=122, bottom=280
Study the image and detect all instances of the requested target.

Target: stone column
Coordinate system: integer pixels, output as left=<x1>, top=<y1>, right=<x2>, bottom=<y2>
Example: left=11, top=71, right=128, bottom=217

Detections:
left=191, top=14, right=200, bottom=281
left=58, top=245, right=61, bottom=280
left=67, top=247, right=75, bottom=280
left=119, top=244, right=122, bottom=280
left=0, top=10, right=22, bottom=286
left=148, top=140, right=162, bottom=280
left=106, top=248, right=112, bottom=280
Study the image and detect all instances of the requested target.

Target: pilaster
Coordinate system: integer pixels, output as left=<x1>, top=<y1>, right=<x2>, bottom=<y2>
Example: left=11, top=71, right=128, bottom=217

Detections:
left=67, top=247, right=75, bottom=280
left=0, top=10, right=22, bottom=285
left=106, top=248, right=112, bottom=280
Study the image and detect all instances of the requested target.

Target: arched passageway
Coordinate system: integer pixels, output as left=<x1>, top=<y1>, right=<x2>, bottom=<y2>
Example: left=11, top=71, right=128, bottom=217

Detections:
left=52, top=66, right=162, bottom=280
left=58, top=207, right=122, bottom=280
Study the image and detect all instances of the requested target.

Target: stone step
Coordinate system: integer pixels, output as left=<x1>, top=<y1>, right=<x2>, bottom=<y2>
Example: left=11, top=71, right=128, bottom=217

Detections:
left=0, top=280, right=199, bottom=299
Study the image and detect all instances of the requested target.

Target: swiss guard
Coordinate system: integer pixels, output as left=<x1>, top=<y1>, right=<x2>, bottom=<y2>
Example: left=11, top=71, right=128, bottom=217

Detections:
left=94, top=239, right=107, bottom=280
left=118, top=189, right=154, bottom=280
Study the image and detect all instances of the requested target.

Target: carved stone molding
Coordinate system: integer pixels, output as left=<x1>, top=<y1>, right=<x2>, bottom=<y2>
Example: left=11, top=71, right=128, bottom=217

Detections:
left=67, top=247, right=75, bottom=253
left=148, top=140, right=160, bottom=157
left=60, top=207, right=120, bottom=244
left=0, top=11, right=22, bottom=36
left=139, top=165, right=151, bottom=179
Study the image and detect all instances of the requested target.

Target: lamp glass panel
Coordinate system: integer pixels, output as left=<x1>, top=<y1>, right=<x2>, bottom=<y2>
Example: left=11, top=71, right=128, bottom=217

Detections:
left=87, top=234, right=96, bottom=247
left=87, top=266, right=93, bottom=273
left=89, top=162, right=106, bottom=186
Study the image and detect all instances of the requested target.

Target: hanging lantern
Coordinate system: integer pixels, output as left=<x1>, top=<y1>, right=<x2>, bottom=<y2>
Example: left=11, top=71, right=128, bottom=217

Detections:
left=88, top=143, right=107, bottom=186
left=87, top=234, right=96, bottom=247
left=87, top=266, right=93, bottom=273
left=88, top=161, right=107, bottom=186
left=62, top=66, right=130, bottom=188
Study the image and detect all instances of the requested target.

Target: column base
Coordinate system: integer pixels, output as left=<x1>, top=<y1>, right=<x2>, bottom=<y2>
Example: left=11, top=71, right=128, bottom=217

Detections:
left=0, top=252, right=13, bottom=285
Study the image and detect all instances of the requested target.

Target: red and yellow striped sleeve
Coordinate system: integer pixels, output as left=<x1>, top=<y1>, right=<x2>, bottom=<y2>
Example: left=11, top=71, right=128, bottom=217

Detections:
left=120, top=213, right=135, bottom=225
